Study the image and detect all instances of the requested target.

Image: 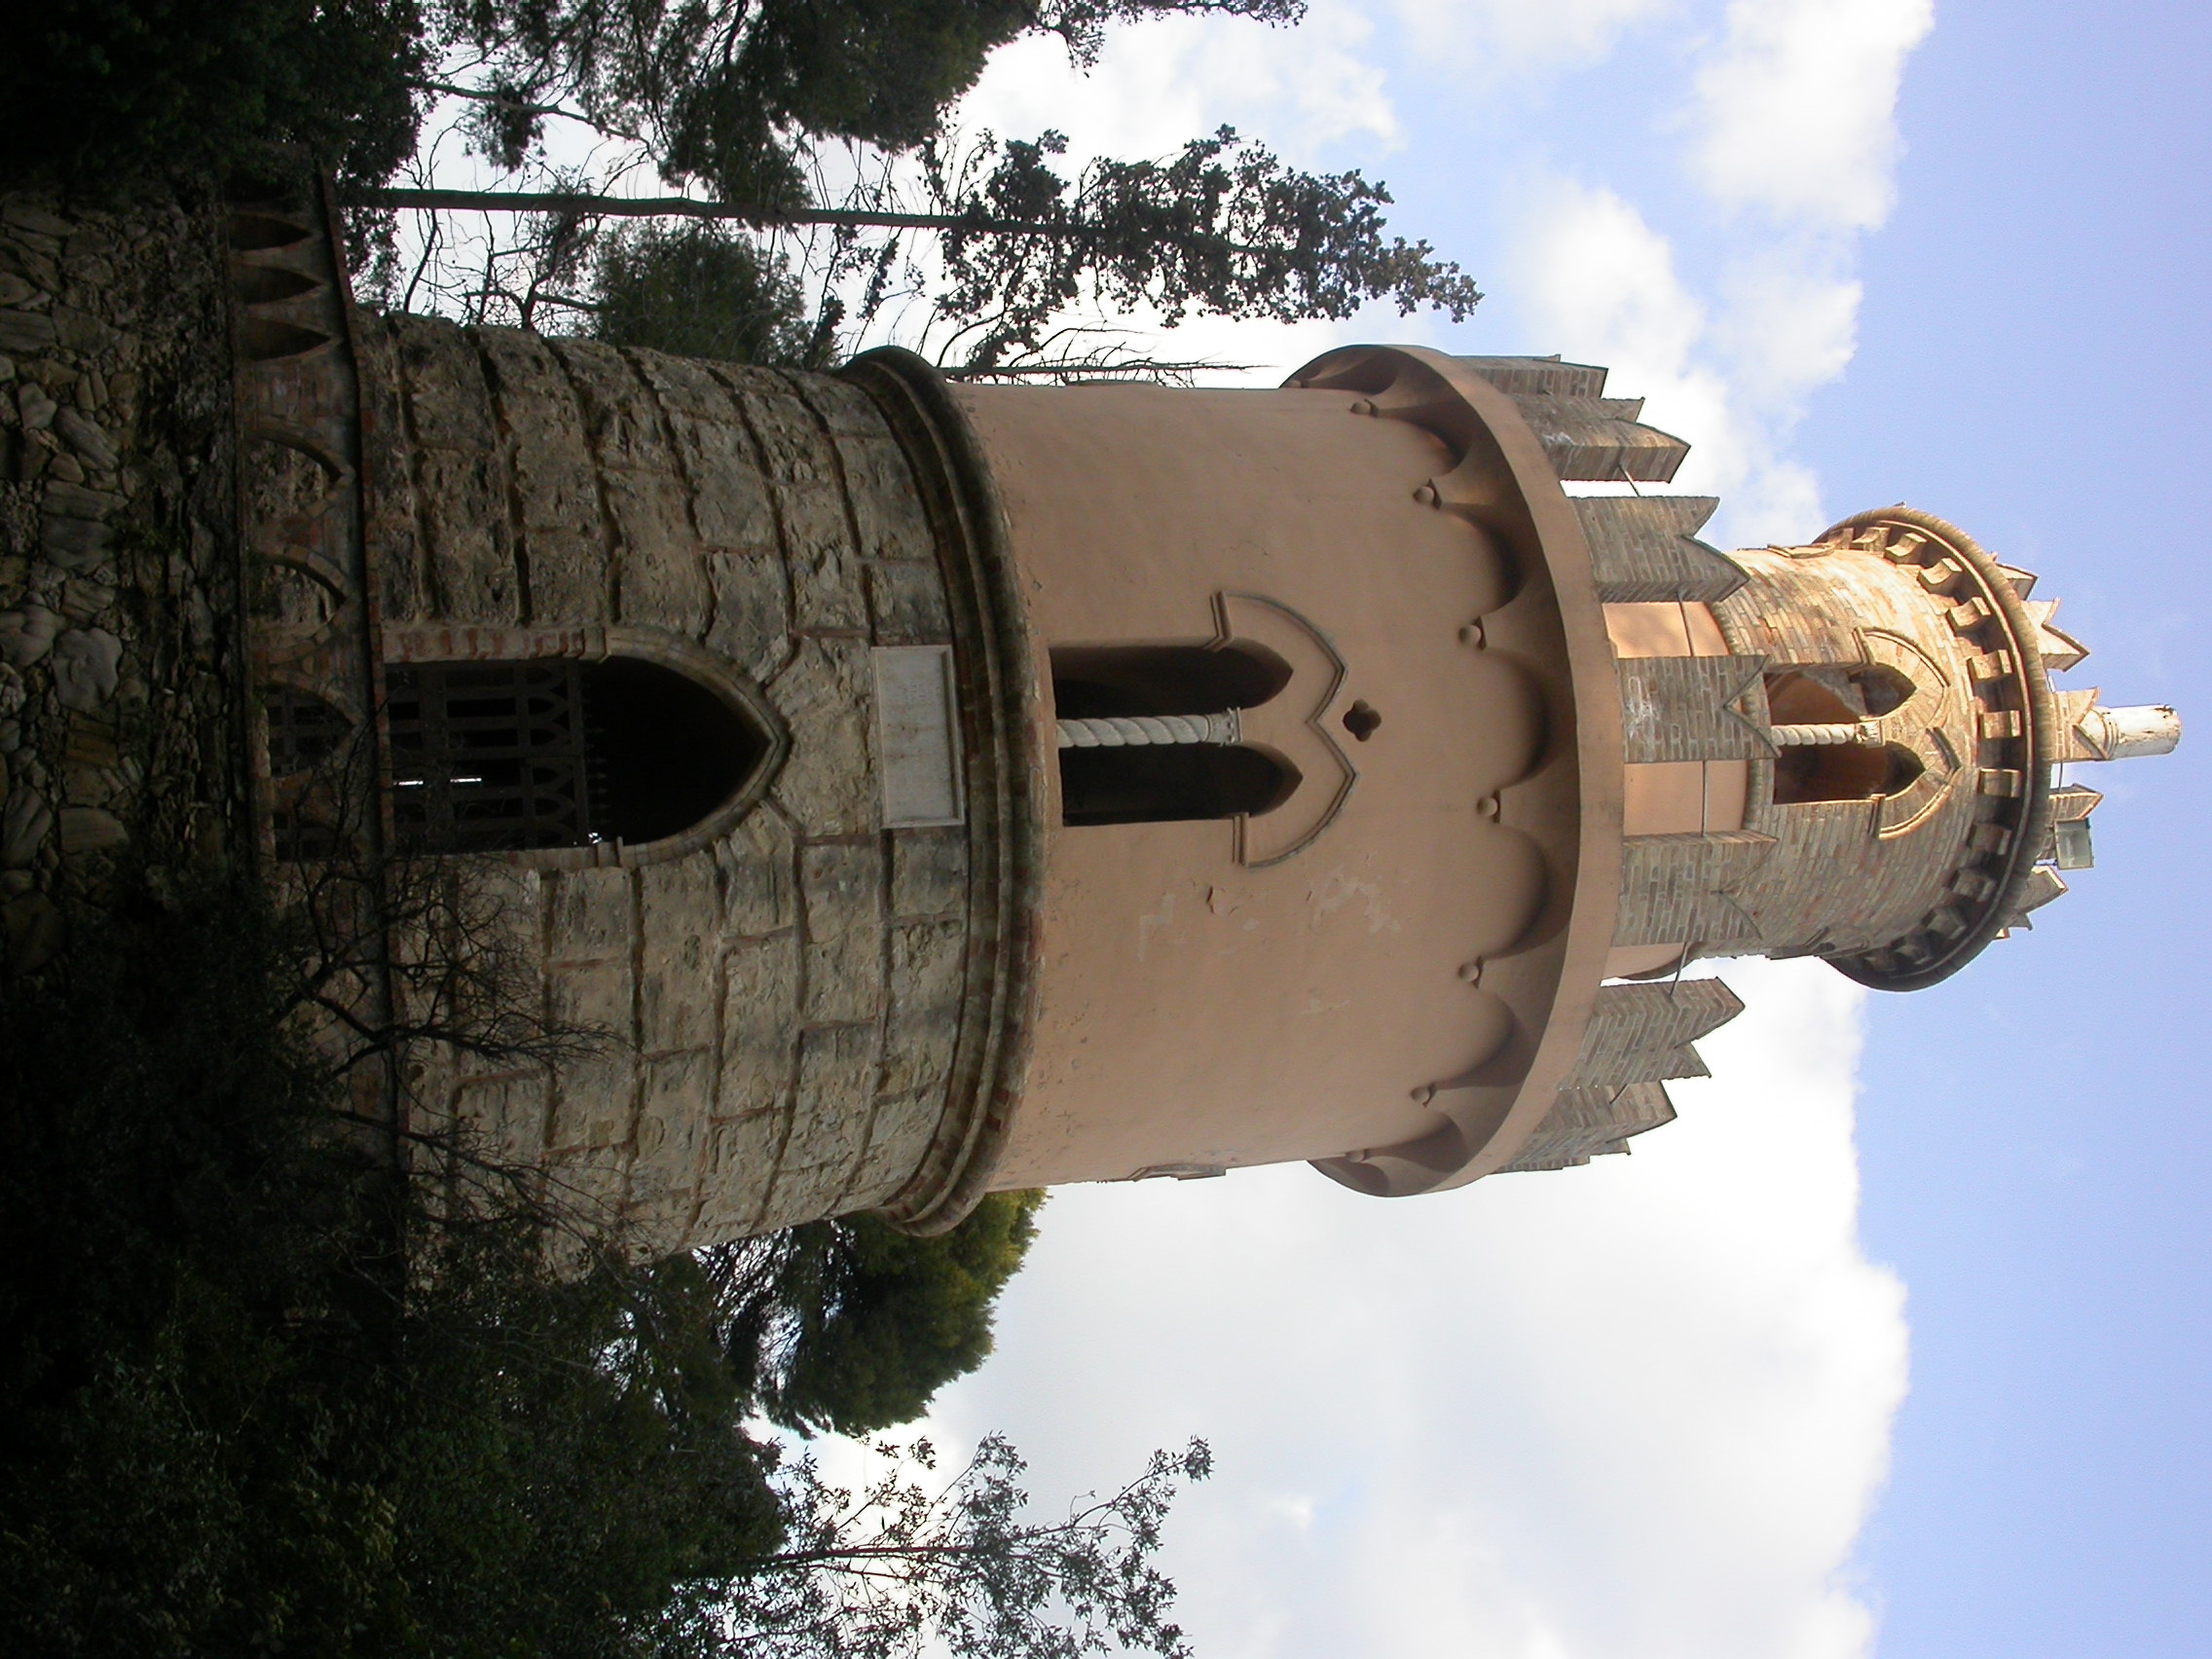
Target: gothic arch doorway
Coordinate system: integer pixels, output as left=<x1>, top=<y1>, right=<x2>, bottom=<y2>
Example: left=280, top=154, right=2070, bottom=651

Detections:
left=385, top=656, right=771, bottom=854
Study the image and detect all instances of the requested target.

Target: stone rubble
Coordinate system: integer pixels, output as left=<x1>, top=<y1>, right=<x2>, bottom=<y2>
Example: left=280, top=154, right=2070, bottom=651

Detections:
left=0, top=189, right=247, bottom=973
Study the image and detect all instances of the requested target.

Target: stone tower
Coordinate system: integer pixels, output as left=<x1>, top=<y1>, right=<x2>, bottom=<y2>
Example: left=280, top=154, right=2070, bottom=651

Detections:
left=196, top=199, right=2175, bottom=1246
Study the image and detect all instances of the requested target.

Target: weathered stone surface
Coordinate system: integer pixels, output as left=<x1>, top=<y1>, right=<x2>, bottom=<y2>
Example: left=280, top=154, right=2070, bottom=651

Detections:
left=627, top=351, right=777, bottom=550
left=41, top=512, right=114, bottom=571
left=785, top=527, right=866, bottom=635
left=602, top=466, right=710, bottom=635
left=737, top=385, right=865, bottom=632
left=17, top=382, right=55, bottom=429
left=475, top=326, right=607, bottom=619
left=720, top=931, right=800, bottom=1115
left=548, top=338, right=668, bottom=470
left=413, top=446, right=518, bottom=620
left=55, top=407, right=117, bottom=470
left=889, top=826, right=966, bottom=919
left=880, top=916, right=963, bottom=1097
left=629, top=1048, right=714, bottom=1212
left=768, top=637, right=877, bottom=836
left=56, top=805, right=127, bottom=854
left=546, top=1039, right=637, bottom=1152
left=799, top=375, right=891, bottom=438
left=453, top=1071, right=553, bottom=1166
left=694, top=1108, right=786, bottom=1238
left=391, top=313, right=494, bottom=449
left=839, top=434, right=935, bottom=563
left=704, top=549, right=791, bottom=682
left=0, top=312, right=55, bottom=355
left=842, top=1089, right=943, bottom=1209
left=45, top=480, right=122, bottom=520
left=717, top=807, right=797, bottom=937
left=639, top=856, right=720, bottom=1052
left=761, top=1021, right=881, bottom=1221
left=0, top=602, right=58, bottom=668
left=800, top=841, right=885, bottom=1025
left=50, top=628, right=121, bottom=710
left=866, top=560, right=950, bottom=645
left=548, top=865, right=634, bottom=961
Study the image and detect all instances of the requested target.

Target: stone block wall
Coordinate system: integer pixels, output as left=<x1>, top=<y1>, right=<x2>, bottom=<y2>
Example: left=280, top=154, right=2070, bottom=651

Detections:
left=354, top=315, right=969, bottom=1250
left=0, top=188, right=247, bottom=972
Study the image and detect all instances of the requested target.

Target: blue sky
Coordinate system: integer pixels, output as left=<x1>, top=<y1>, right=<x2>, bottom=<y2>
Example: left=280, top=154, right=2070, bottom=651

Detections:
left=898, top=4, right=2211, bottom=1656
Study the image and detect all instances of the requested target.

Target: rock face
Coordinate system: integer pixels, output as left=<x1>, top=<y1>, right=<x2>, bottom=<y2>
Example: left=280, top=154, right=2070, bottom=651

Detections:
left=0, top=187, right=248, bottom=973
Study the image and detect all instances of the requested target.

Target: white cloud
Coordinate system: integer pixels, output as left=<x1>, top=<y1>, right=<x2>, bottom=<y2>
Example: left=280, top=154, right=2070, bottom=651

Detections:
left=1390, top=0, right=1677, bottom=78
left=927, top=961, right=1906, bottom=1659
left=1688, top=0, right=1936, bottom=231
left=963, top=0, right=1400, bottom=167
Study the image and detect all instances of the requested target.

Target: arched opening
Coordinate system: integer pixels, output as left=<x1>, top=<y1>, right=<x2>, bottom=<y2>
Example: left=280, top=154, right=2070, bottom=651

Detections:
left=262, top=683, right=352, bottom=776
left=1849, top=664, right=1915, bottom=716
left=1763, top=669, right=1857, bottom=725
left=1050, top=643, right=1299, bottom=828
left=385, top=657, right=767, bottom=853
left=1765, top=664, right=1916, bottom=722
left=1049, top=643, right=1292, bottom=719
left=1774, top=741, right=1925, bottom=804
left=1059, top=744, right=1301, bottom=826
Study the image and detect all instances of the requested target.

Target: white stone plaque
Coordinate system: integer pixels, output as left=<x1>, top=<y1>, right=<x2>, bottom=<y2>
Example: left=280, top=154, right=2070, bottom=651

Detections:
left=872, top=645, right=964, bottom=827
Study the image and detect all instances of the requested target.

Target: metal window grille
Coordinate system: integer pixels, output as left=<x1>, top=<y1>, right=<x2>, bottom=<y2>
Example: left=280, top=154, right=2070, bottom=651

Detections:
left=263, top=683, right=353, bottom=777
left=385, top=661, right=599, bottom=852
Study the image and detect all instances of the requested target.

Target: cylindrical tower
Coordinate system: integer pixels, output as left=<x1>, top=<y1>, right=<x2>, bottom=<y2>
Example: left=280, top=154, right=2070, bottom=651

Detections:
left=220, top=197, right=2173, bottom=1243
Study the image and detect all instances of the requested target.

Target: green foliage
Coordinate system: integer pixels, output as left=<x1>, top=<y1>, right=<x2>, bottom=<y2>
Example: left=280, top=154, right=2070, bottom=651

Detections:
left=441, top=0, right=1300, bottom=201
left=723, top=1434, right=1213, bottom=1659
left=931, top=125, right=1481, bottom=368
left=593, top=221, right=831, bottom=366
left=717, top=1193, right=1047, bottom=1437
left=0, top=0, right=425, bottom=189
left=0, top=877, right=783, bottom=1656
left=0, top=880, right=1142, bottom=1658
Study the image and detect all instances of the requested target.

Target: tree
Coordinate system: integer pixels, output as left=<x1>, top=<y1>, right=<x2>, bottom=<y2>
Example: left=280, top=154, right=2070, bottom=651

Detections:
left=712, top=1191, right=1048, bottom=1438
left=370, top=123, right=1480, bottom=371
left=0, top=872, right=1188, bottom=1658
left=593, top=217, right=833, bottom=365
left=428, top=0, right=1302, bottom=204
left=0, top=0, right=425, bottom=190
left=709, top=1434, right=1213, bottom=1659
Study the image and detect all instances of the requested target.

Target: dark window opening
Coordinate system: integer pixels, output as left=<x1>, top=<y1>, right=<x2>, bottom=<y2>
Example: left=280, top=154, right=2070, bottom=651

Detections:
left=1059, top=745, right=1302, bottom=827
left=1764, top=669, right=1858, bottom=725
left=263, top=683, right=352, bottom=777
left=386, top=658, right=766, bottom=853
left=1765, top=664, right=1916, bottom=723
left=1050, top=643, right=1299, bottom=828
left=1050, top=643, right=1291, bottom=720
left=1849, top=665, right=1915, bottom=716
left=1774, top=741, right=1925, bottom=804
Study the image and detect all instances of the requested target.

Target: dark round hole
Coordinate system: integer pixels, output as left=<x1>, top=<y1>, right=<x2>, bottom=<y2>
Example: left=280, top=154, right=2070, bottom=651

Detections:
left=1343, top=700, right=1382, bottom=742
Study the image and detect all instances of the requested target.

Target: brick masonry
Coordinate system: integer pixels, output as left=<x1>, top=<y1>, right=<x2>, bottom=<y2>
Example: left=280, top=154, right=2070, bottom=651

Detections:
left=355, top=315, right=969, bottom=1252
left=1612, top=541, right=1987, bottom=959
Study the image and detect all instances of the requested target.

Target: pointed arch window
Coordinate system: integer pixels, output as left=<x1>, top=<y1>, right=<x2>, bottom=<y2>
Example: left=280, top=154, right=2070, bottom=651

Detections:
left=1763, top=666, right=1925, bottom=804
left=385, top=657, right=770, bottom=853
left=1050, top=644, right=1301, bottom=827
